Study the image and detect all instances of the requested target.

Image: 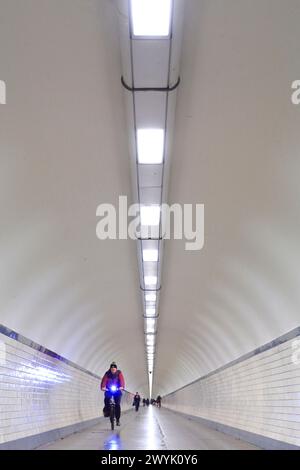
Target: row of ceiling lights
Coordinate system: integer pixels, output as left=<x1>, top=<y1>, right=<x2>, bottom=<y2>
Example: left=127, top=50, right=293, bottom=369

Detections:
left=133, top=0, right=172, bottom=394
left=118, top=0, right=182, bottom=396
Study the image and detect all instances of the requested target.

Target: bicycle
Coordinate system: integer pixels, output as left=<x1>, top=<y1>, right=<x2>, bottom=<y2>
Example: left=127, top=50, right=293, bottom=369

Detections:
left=104, top=385, right=120, bottom=430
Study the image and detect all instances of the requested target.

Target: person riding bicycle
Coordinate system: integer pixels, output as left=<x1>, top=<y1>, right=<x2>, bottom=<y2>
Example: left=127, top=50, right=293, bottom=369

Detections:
left=101, top=362, right=125, bottom=426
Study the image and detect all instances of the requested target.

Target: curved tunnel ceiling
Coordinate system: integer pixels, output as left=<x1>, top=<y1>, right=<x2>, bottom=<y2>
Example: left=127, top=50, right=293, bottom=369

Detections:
left=154, top=0, right=300, bottom=396
left=1, top=0, right=300, bottom=398
left=0, top=0, right=147, bottom=394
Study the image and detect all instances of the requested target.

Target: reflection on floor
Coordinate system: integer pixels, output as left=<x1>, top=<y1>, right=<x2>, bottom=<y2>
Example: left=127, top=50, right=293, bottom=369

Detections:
left=37, top=406, right=259, bottom=450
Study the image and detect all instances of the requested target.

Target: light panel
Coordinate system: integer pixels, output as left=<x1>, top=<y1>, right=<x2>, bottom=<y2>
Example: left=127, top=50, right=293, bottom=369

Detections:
left=131, top=0, right=172, bottom=37
left=144, top=275, right=157, bottom=286
left=140, top=205, right=160, bottom=226
left=146, top=337, right=155, bottom=346
left=143, top=249, right=159, bottom=262
left=145, top=293, right=156, bottom=302
left=146, top=325, right=156, bottom=334
left=146, top=307, right=156, bottom=317
left=137, top=129, right=164, bottom=164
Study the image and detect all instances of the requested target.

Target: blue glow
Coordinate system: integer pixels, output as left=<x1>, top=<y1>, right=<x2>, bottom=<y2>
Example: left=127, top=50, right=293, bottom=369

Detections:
left=104, top=434, right=122, bottom=450
left=20, top=365, right=71, bottom=384
left=110, top=385, right=117, bottom=392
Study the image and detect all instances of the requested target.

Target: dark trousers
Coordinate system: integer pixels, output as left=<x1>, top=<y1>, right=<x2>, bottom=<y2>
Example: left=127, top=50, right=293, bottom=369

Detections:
left=134, top=402, right=140, bottom=412
left=104, top=392, right=122, bottom=420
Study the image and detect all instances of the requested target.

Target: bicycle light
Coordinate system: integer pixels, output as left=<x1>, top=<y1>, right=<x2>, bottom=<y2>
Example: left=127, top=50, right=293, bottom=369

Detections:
left=110, top=385, right=117, bottom=392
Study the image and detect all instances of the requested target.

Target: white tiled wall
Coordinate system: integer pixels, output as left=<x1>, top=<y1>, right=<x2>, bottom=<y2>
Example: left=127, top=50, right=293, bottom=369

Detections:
left=164, top=335, right=300, bottom=448
left=0, top=332, right=132, bottom=446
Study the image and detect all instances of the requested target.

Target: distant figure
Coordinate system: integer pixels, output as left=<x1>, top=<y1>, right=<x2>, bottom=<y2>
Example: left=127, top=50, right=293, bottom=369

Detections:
left=133, top=392, right=141, bottom=412
left=146, top=398, right=150, bottom=406
left=156, top=395, right=162, bottom=408
left=142, top=398, right=146, bottom=407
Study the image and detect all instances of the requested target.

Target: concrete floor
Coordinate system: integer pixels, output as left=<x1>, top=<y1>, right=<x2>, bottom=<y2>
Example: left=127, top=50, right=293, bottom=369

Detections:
left=37, top=406, right=259, bottom=450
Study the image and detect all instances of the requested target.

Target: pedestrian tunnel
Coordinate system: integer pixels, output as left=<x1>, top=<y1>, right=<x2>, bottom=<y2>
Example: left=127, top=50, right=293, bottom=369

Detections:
left=1, top=0, right=300, bottom=452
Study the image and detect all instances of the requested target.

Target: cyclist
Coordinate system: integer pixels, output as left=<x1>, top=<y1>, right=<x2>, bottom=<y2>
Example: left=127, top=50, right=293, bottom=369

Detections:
left=101, top=362, right=125, bottom=426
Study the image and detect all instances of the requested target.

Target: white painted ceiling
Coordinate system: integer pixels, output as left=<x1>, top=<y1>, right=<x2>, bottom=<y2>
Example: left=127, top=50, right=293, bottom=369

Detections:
left=1, top=0, right=300, bottom=398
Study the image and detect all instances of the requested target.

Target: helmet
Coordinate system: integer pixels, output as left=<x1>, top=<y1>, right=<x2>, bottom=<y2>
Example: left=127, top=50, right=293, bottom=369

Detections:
left=110, top=362, right=117, bottom=368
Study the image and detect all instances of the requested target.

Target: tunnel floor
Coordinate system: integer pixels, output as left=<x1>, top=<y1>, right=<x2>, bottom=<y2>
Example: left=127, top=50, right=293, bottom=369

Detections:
left=37, top=406, right=259, bottom=450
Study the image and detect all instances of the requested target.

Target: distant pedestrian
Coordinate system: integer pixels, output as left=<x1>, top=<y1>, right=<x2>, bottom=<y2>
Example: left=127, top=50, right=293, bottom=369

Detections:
left=132, top=392, right=141, bottom=412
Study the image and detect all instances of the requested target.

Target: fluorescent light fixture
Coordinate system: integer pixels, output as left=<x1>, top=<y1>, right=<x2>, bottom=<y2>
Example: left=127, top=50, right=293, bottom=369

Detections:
left=144, top=276, right=157, bottom=286
left=131, top=0, right=172, bottom=37
left=137, top=129, right=164, bottom=164
left=146, top=339, right=155, bottom=346
left=140, top=205, right=160, bottom=226
left=147, top=328, right=155, bottom=334
left=143, top=249, right=159, bottom=262
left=146, top=333, right=155, bottom=340
left=146, top=327, right=155, bottom=335
left=145, top=293, right=156, bottom=302
left=146, top=308, right=156, bottom=317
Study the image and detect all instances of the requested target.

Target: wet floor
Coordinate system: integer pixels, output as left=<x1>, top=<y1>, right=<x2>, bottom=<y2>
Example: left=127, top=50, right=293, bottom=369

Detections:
left=37, top=406, right=259, bottom=450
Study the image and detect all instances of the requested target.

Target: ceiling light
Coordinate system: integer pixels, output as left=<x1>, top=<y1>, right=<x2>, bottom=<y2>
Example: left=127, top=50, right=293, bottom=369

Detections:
left=146, top=338, right=155, bottom=344
left=147, top=326, right=155, bottom=333
left=144, top=276, right=157, bottom=286
left=137, top=129, right=164, bottom=164
left=146, top=325, right=155, bottom=334
left=131, top=0, right=172, bottom=37
left=145, top=293, right=156, bottom=302
left=143, top=249, right=159, bottom=262
left=146, top=338, right=155, bottom=346
left=140, top=206, right=160, bottom=226
left=146, top=308, right=156, bottom=317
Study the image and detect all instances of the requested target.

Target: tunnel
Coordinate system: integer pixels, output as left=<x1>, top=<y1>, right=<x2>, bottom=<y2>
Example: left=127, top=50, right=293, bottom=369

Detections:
left=0, top=0, right=300, bottom=453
